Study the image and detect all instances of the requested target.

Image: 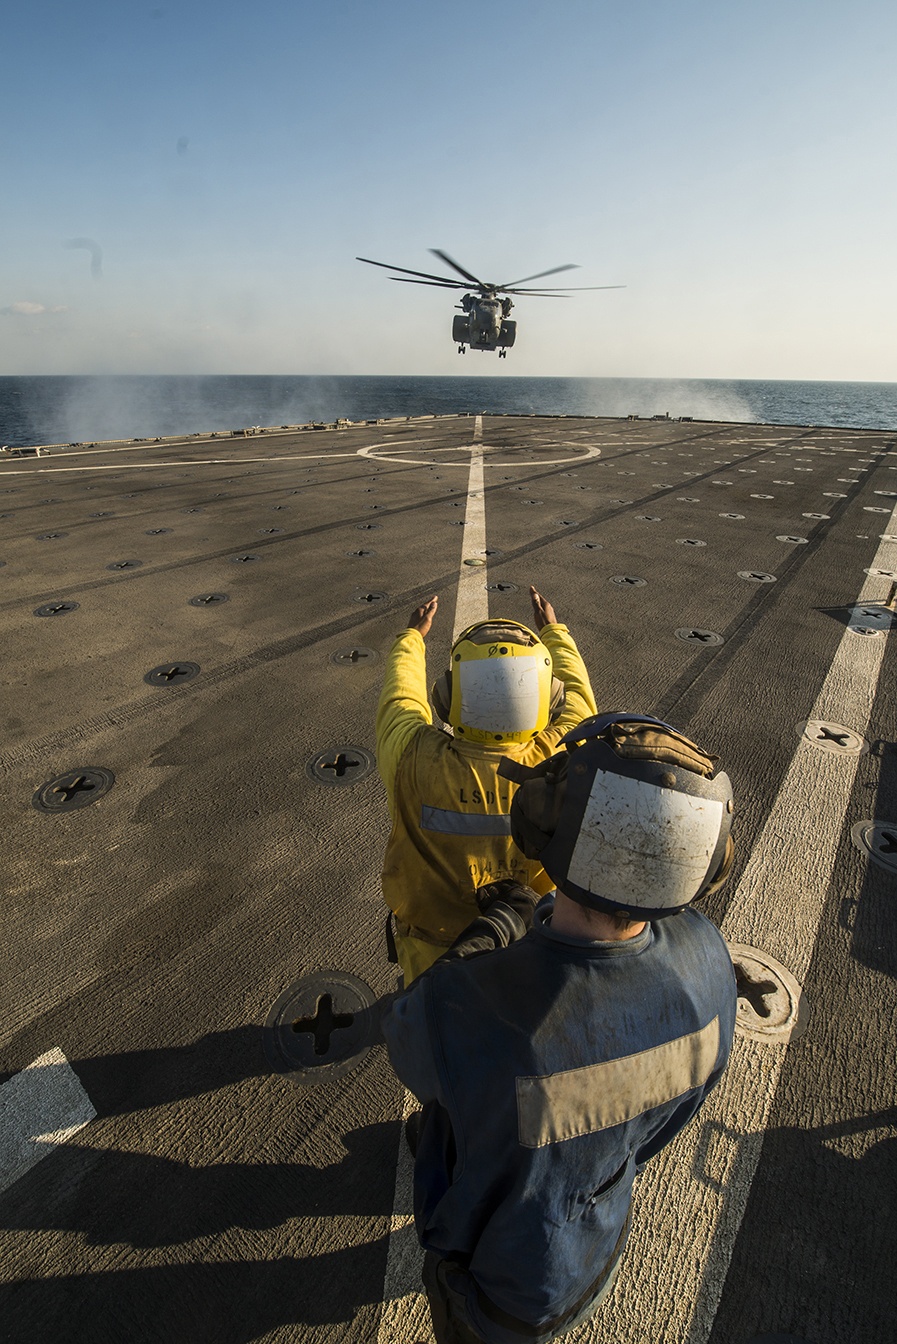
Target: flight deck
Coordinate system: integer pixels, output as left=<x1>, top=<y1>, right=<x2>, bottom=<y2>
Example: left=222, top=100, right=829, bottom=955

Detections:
left=1, top=413, right=895, bottom=1344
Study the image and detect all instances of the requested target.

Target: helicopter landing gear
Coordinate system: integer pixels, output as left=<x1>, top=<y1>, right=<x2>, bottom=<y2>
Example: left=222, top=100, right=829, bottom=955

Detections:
left=458, top=345, right=466, bottom=354
left=498, top=348, right=508, bottom=359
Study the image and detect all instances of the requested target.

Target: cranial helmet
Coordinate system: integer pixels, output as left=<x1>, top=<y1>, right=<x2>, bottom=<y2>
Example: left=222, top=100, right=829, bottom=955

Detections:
left=431, top=620, right=566, bottom=745
left=499, top=712, right=735, bottom=918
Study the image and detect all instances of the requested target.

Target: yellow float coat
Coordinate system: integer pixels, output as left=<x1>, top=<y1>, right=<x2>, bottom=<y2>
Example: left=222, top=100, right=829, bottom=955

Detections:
left=376, top=623, right=597, bottom=975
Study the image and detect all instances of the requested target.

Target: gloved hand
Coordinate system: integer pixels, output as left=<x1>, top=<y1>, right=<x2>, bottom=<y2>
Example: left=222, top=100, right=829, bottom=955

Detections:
left=475, top=879, right=541, bottom=929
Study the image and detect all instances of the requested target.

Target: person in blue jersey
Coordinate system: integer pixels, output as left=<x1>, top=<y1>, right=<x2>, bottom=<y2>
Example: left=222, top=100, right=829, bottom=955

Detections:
left=381, top=712, right=738, bottom=1344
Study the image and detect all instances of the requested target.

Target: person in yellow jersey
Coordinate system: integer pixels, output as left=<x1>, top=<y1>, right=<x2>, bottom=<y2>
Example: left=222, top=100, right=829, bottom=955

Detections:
left=376, top=585, right=598, bottom=985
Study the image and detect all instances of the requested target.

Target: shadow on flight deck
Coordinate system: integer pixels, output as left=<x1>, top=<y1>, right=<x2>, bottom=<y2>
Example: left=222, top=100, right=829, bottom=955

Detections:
left=0, top=1044, right=401, bottom=1340
left=0, top=1117, right=399, bottom=1246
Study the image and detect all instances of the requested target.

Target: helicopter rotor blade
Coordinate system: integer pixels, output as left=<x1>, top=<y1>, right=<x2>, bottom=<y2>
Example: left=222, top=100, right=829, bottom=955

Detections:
left=429, top=249, right=488, bottom=288
left=503, top=284, right=626, bottom=294
left=389, top=277, right=470, bottom=289
left=357, top=256, right=473, bottom=286
left=498, top=264, right=579, bottom=288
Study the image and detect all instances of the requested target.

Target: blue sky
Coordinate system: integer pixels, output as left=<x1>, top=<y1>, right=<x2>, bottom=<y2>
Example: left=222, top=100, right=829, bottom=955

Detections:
left=3, top=0, right=895, bottom=378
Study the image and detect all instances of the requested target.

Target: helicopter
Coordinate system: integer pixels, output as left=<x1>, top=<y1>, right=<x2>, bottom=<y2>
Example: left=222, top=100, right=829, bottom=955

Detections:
left=357, top=249, right=623, bottom=356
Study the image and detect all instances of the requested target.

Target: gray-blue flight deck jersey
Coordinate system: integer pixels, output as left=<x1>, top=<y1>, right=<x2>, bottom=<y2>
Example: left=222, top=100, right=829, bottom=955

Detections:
left=382, top=900, right=737, bottom=1339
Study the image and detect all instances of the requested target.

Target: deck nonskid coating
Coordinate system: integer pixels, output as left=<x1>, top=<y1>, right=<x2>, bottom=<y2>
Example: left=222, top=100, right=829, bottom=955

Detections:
left=1, top=415, right=895, bottom=1344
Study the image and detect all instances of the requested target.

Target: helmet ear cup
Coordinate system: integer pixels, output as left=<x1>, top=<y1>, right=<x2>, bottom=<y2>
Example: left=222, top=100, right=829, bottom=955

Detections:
left=508, top=754, right=569, bottom=859
left=698, top=833, right=735, bottom=900
left=431, top=672, right=452, bottom=725
left=548, top=677, right=566, bottom=724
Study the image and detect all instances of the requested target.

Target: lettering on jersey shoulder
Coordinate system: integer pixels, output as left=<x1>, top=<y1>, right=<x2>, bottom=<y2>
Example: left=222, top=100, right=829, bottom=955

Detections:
left=459, top=787, right=497, bottom=805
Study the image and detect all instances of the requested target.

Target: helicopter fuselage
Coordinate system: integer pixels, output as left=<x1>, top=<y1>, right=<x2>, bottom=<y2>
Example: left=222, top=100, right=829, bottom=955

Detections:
left=454, top=292, right=516, bottom=355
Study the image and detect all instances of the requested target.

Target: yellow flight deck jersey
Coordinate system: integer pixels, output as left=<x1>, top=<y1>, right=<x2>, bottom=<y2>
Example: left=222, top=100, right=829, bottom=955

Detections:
left=376, top=623, right=598, bottom=982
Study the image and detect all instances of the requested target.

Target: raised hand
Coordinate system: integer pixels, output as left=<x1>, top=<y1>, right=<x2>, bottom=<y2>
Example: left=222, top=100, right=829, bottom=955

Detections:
left=529, top=586, right=557, bottom=630
left=408, top=595, right=439, bottom=637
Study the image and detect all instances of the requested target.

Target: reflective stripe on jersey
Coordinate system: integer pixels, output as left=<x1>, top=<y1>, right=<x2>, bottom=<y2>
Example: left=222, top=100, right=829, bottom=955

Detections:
left=421, top=806, right=514, bottom=837
left=516, top=1016, right=721, bottom=1148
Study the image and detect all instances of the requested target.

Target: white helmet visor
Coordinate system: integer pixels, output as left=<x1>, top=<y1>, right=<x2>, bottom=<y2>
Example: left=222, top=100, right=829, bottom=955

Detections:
left=566, top=772, right=725, bottom=912
left=458, top=655, right=543, bottom=735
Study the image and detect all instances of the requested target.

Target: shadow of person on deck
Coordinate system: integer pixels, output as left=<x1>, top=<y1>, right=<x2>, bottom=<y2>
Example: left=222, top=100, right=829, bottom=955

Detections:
left=0, top=1118, right=399, bottom=1246
left=0, top=1232, right=399, bottom=1344
left=0, top=1025, right=404, bottom=1342
left=705, top=1106, right=897, bottom=1344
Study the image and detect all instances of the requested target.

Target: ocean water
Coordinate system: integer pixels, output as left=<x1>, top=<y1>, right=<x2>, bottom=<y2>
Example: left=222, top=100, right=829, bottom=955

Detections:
left=1, top=375, right=896, bottom=448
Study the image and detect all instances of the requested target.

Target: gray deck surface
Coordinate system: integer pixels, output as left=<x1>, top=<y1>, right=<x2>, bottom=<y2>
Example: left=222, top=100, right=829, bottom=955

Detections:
left=1, top=413, right=895, bottom=1344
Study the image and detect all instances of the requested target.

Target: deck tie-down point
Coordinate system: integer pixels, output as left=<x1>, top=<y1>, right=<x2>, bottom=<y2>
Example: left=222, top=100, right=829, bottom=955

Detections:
left=851, top=819, right=897, bottom=872
left=189, top=593, right=229, bottom=607
left=144, top=662, right=201, bottom=686
left=727, top=944, right=805, bottom=1043
left=264, top=970, right=379, bottom=1084
left=307, top=745, right=375, bottom=786
left=32, top=767, right=115, bottom=813
left=799, top=720, right=867, bottom=756
left=34, top=601, right=80, bottom=617
left=675, top=627, right=724, bottom=646
left=292, top=994, right=354, bottom=1056
left=331, top=646, right=378, bottom=666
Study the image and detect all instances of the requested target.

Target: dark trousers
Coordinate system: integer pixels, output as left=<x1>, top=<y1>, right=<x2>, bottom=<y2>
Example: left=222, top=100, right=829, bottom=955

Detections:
left=422, top=1253, right=484, bottom=1344
left=422, top=1246, right=625, bottom=1344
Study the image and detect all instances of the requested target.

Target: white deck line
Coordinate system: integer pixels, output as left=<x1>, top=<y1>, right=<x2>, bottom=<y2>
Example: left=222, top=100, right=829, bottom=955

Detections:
left=0, top=452, right=362, bottom=475
left=451, top=433, right=488, bottom=640
left=376, top=1089, right=433, bottom=1341
left=0, top=1048, right=96, bottom=1195
left=377, top=418, right=489, bottom=1342
left=578, top=506, right=897, bottom=1343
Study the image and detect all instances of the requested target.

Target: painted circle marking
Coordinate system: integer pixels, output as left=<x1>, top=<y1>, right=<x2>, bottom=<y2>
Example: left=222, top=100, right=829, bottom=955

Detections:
left=356, top=440, right=602, bottom=468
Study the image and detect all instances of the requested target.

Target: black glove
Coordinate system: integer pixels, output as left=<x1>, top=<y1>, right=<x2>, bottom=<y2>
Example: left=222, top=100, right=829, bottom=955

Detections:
left=438, top=901, right=528, bottom=966
left=475, top=879, right=541, bottom=930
